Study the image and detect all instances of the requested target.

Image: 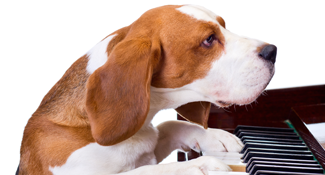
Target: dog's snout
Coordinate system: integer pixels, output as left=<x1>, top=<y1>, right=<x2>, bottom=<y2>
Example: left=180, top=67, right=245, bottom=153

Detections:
left=259, top=44, right=277, bottom=64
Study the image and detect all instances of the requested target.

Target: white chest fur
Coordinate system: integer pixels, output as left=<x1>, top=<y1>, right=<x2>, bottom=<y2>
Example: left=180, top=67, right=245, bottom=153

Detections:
left=50, top=125, right=159, bottom=175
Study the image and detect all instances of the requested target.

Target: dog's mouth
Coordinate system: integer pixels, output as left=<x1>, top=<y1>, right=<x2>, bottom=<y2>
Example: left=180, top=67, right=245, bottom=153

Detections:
left=216, top=100, right=233, bottom=107
left=216, top=94, right=259, bottom=107
left=216, top=88, right=268, bottom=108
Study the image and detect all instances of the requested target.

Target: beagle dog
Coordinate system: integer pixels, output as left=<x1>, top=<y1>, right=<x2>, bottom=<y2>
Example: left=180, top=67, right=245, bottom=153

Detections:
left=18, top=4, right=276, bottom=175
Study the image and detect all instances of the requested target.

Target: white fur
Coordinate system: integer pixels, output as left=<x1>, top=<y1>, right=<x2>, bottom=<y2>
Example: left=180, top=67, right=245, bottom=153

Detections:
left=150, top=30, right=274, bottom=107
left=49, top=118, right=241, bottom=175
left=201, top=30, right=274, bottom=105
left=154, top=121, right=243, bottom=163
left=50, top=124, right=159, bottom=175
left=177, top=5, right=221, bottom=25
left=177, top=5, right=217, bottom=22
left=180, top=33, right=274, bottom=106
left=86, top=34, right=117, bottom=74
left=177, top=5, right=274, bottom=106
left=51, top=4, right=274, bottom=175
left=115, top=156, right=231, bottom=175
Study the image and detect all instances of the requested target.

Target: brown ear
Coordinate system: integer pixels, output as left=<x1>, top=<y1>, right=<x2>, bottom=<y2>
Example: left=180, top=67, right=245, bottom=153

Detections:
left=175, top=101, right=211, bottom=129
left=86, top=38, right=160, bottom=146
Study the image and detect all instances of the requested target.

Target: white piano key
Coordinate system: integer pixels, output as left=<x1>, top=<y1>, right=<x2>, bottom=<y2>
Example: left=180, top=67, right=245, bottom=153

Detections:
left=202, top=152, right=244, bottom=165
left=208, top=171, right=247, bottom=175
left=203, top=152, right=246, bottom=172
left=202, top=152, right=243, bottom=161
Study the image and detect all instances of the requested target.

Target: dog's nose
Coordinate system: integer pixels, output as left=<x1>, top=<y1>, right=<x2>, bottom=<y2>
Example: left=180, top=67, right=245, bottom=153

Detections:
left=259, top=44, right=277, bottom=64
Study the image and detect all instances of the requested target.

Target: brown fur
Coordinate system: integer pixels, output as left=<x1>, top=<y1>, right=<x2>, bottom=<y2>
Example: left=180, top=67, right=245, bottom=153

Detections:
left=19, top=5, right=226, bottom=174
left=86, top=38, right=161, bottom=146
left=175, top=102, right=211, bottom=129
left=151, top=7, right=225, bottom=88
left=216, top=16, right=226, bottom=28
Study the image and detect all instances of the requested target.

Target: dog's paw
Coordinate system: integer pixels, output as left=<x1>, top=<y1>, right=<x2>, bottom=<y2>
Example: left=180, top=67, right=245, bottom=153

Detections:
left=185, top=156, right=231, bottom=175
left=198, top=128, right=243, bottom=153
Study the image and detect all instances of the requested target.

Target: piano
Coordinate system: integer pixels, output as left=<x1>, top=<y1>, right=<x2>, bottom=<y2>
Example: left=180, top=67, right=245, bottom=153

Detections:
left=177, top=84, right=325, bottom=174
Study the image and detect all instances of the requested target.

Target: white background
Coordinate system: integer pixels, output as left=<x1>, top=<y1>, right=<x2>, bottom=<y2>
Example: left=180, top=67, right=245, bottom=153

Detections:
left=1, top=0, right=325, bottom=174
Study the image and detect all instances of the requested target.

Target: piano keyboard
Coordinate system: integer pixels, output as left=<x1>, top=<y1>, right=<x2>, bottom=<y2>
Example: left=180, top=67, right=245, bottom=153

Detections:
left=203, top=125, right=325, bottom=175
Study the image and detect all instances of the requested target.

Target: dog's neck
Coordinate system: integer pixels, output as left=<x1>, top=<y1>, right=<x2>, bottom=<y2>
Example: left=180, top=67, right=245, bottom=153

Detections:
left=147, top=85, right=206, bottom=127
left=150, top=85, right=205, bottom=109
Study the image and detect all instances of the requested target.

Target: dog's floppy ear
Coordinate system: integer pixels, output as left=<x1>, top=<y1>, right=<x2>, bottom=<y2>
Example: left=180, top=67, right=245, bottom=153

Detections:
left=86, top=37, right=160, bottom=146
left=175, top=102, right=211, bottom=129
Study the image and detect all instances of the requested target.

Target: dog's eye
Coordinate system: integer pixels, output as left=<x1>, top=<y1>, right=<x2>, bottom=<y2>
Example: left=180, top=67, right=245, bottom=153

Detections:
left=202, top=34, right=216, bottom=47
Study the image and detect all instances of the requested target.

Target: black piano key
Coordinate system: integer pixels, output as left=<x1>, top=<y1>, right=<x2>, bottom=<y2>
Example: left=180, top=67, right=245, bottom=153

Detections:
left=253, top=170, right=325, bottom=175
left=232, top=125, right=325, bottom=174
left=241, top=136, right=303, bottom=143
left=234, top=125, right=294, bottom=134
left=241, top=142, right=308, bottom=153
left=238, top=132, right=300, bottom=140
left=249, top=164, right=324, bottom=175
left=247, top=160, right=322, bottom=172
left=242, top=152, right=314, bottom=163
left=243, top=139, right=305, bottom=145
left=246, top=157, right=320, bottom=167
left=242, top=148, right=312, bottom=158
left=235, top=129, right=297, bottom=137
left=230, top=125, right=324, bottom=174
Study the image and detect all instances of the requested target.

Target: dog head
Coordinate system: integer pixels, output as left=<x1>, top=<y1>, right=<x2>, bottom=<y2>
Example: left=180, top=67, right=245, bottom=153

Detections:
left=85, top=5, right=276, bottom=145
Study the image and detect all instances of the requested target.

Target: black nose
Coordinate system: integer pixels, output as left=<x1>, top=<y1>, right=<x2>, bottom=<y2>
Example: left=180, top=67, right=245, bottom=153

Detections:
left=259, top=44, right=277, bottom=64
